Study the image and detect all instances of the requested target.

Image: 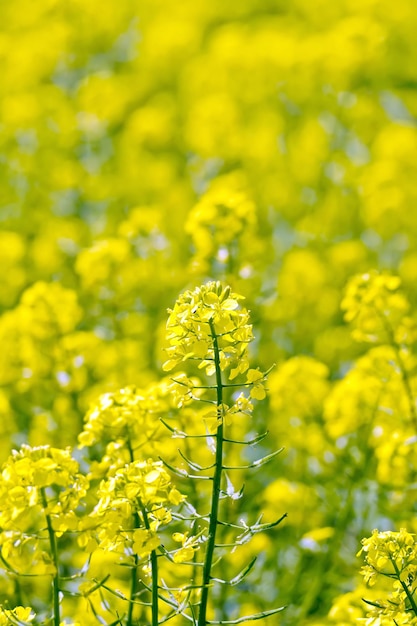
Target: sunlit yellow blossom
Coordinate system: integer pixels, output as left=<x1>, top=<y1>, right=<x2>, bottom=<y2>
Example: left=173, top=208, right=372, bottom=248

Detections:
left=0, top=445, right=88, bottom=526
left=0, top=445, right=88, bottom=576
left=2, top=0, right=417, bottom=621
left=324, top=344, right=416, bottom=439
left=172, top=531, right=200, bottom=563
left=80, top=459, right=184, bottom=560
left=185, top=173, right=258, bottom=275
left=19, top=281, right=82, bottom=339
left=342, top=271, right=417, bottom=345
left=357, top=528, right=417, bottom=623
left=132, top=528, right=160, bottom=557
left=163, top=281, right=253, bottom=382
left=328, top=588, right=367, bottom=623
left=0, top=606, right=35, bottom=624
left=359, top=528, right=417, bottom=576
left=78, top=379, right=177, bottom=455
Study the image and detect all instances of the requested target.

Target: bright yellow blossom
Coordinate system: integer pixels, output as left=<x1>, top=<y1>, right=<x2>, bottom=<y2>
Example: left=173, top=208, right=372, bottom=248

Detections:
left=79, top=459, right=184, bottom=560
left=342, top=271, right=417, bottom=345
left=163, top=281, right=253, bottom=381
left=0, top=606, right=35, bottom=625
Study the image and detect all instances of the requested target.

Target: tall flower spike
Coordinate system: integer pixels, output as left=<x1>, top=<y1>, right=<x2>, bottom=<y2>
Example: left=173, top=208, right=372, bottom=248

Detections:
left=161, top=282, right=284, bottom=626
left=162, top=281, right=254, bottom=382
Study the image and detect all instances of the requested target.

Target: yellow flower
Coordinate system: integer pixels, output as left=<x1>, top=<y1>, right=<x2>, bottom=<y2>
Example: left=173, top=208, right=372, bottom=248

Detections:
left=0, top=445, right=88, bottom=526
left=0, top=606, right=35, bottom=624
left=342, top=271, right=416, bottom=345
left=132, top=528, right=160, bottom=557
left=163, top=281, right=253, bottom=382
left=81, top=459, right=185, bottom=562
left=172, top=532, right=200, bottom=563
left=78, top=379, right=178, bottom=456
left=358, top=527, right=417, bottom=622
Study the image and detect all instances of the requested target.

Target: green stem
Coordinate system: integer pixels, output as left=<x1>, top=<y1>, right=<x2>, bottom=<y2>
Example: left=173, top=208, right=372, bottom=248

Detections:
left=150, top=546, right=158, bottom=626
left=126, top=439, right=139, bottom=626
left=198, top=317, right=224, bottom=626
left=391, top=558, right=417, bottom=615
left=126, top=437, right=158, bottom=626
left=127, top=511, right=141, bottom=626
left=138, top=502, right=159, bottom=626
left=40, top=488, right=60, bottom=626
left=183, top=426, right=202, bottom=615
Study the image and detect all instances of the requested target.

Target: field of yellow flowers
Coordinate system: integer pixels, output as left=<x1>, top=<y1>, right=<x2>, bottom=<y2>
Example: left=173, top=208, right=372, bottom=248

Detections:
left=1, top=0, right=417, bottom=624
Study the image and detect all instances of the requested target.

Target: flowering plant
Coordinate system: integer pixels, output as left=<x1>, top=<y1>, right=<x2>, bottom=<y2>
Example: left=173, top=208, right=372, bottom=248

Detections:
left=0, top=283, right=284, bottom=626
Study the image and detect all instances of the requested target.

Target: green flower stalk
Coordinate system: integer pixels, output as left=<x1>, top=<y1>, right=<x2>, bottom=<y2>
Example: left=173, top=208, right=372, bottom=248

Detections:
left=163, top=281, right=285, bottom=625
left=197, top=316, right=226, bottom=626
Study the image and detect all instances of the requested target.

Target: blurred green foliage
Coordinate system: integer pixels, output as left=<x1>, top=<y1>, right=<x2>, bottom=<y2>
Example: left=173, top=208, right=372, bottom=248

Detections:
left=1, top=0, right=417, bottom=623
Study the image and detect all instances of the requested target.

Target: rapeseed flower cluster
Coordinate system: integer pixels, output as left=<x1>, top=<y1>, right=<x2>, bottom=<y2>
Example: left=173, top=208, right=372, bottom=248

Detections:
left=0, top=445, right=87, bottom=578
left=0, top=606, right=35, bottom=625
left=342, top=271, right=416, bottom=345
left=79, top=459, right=185, bottom=560
left=185, top=173, right=258, bottom=276
left=2, top=0, right=417, bottom=620
left=0, top=445, right=87, bottom=528
left=357, top=529, right=417, bottom=624
left=359, top=528, right=417, bottom=585
left=78, top=382, right=170, bottom=449
left=163, top=282, right=266, bottom=403
left=163, top=282, right=251, bottom=371
left=0, top=282, right=273, bottom=625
